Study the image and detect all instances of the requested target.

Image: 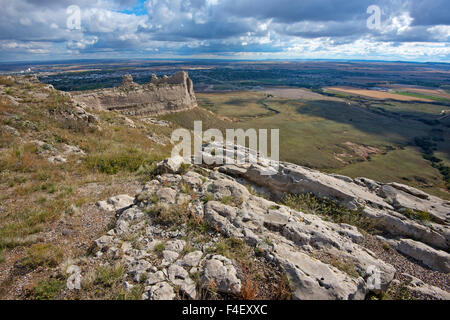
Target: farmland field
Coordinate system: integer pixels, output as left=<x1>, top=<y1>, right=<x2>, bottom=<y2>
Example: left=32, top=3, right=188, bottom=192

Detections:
left=325, top=87, right=434, bottom=102
left=166, top=89, right=450, bottom=199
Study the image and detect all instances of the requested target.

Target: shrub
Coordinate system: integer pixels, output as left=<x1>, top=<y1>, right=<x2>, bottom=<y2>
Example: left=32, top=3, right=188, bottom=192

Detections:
left=280, top=193, right=374, bottom=231
left=0, top=76, right=14, bottom=87
left=239, top=275, right=258, bottom=300
left=275, top=274, right=292, bottom=300
left=399, top=208, right=431, bottom=223
left=17, top=243, right=64, bottom=270
left=32, top=279, right=64, bottom=300
left=94, top=264, right=124, bottom=287
left=220, top=195, right=243, bottom=207
left=145, top=203, right=189, bottom=226
left=86, top=147, right=157, bottom=174
left=153, top=242, right=166, bottom=254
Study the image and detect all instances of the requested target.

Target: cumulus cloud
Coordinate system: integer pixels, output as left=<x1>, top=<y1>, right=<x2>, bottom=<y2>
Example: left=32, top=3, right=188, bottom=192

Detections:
left=0, top=0, right=448, bottom=61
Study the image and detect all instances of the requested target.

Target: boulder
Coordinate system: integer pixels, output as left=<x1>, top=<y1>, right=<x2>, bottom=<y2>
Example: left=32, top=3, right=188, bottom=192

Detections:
left=147, top=282, right=176, bottom=300
left=200, top=255, right=242, bottom=295
left=385, top=238, right=450, bottom=273
left=96, top=194, right=134, bottom=212
left=156, top=156, right=187, bottom=174
left=402, top=273, right=450, bottom=300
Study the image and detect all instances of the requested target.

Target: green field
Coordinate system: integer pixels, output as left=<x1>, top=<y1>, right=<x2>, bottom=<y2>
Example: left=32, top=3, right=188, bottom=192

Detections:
left=391, top=91, right=450, bottom=103
left=163, top=90, right=450, bottom=199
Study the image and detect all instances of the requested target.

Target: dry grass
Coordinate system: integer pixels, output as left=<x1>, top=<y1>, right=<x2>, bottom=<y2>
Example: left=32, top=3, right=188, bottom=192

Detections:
left=16, top=243, right=64, bottom=270
left=0, top=76, right=174, bottom=298
left=239, top=272, right=259, bottom=300
left=274, top=274, right=292, bottom=300
left=262, top=88, right=343, bottom=101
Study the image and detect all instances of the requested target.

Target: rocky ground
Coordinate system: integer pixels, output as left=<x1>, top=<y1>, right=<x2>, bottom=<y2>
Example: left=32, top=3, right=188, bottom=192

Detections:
left=56, top=154, right=449, bottom=300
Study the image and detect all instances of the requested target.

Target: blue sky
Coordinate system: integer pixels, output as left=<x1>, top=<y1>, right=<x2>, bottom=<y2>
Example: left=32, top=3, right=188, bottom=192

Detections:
left=0, top=0, right=449, bottom=62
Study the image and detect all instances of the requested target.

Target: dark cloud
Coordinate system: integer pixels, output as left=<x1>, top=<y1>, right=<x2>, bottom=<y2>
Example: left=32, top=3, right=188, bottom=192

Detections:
left=0, top=0, right=448, bottom=61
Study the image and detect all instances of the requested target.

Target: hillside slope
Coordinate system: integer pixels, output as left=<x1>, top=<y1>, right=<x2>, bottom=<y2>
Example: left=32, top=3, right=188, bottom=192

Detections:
left=0, top=76, right=448, bottom=300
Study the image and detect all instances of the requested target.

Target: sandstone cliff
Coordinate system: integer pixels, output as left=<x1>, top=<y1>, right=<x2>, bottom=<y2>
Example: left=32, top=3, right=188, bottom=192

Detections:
left=72, top=71, right=197, bottom=116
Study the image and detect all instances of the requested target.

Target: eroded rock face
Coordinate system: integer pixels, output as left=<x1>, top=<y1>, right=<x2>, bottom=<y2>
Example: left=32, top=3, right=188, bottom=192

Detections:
left=73, top=71, right=197, bottom=116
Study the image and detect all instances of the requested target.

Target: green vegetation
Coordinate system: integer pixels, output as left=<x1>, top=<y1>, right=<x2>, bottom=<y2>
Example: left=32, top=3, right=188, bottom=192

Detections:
left=153, top=242, right=166, bottom=254
left=78, top=263, right=140, bottom=299
left=413, top=135, right=450, bottom=191
left=168, top=91, right=449, bottom=199
left=336, top=147, right=448, bottom=199
left=32, top=278, right=65, bottom=300
left=280, top=193, right=374, bottom=231
left=85, top=147, right=159, bottom=175
left=145, top=203, right=189, bottom=226
left=329, top=257, right=359, bottom=278
left=93, top=264, right=125, bottom=287
left=0, top=75, right=174, bottom=299
left=398, top=208, right=432, bottom=223
left=213, top=238, right=253, bottom=268
left=116, top=285, right=145, bottom=300
left=220, top=195, right=243, bottom=207
left=17, top=243, right=64, bottom=270
left=392, top=91, right=450, bottom=103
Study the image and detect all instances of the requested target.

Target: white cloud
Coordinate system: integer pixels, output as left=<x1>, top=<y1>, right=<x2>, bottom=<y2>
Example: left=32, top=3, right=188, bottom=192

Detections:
left=428, top=25, right=450, bottom=41
left=0, top=0, right=448, bottom=61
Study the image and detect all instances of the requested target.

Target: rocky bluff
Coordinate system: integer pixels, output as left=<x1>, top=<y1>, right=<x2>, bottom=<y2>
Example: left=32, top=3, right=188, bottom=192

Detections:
left=73, top=71, right=197, bottom=116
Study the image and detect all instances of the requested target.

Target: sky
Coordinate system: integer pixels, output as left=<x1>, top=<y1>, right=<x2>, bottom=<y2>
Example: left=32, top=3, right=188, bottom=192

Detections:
left=0, top=0, right=449, bottom=62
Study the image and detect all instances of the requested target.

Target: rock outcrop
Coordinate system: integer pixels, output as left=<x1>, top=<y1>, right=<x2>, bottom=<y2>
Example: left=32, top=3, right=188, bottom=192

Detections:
left=72, top=72, right=197, bottom=116
left=91, top=169, right=396, bottom=300
left=201, top=144, right=450, bottom=272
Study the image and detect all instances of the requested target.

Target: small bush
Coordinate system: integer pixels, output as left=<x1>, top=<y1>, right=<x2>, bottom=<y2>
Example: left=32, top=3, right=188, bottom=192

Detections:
left=146, top=203, right=189, bottom=226
left=179, top=181, right=192, bottom=195
left=399, top=208, right=431, bottom=223
left=179, top=162, right=191, bottom=174
left=239, top=275, right=258, bottom=300
left=18, top=243, right=64, bottom=270
left=280, top=193, right=374, bottom=231
left=214, top=238, right=251, bottom=266
left=86, top=148, right=157, bottom=175
left=153, top=242, right=166, bottom=254
left=94, top=264, right=124, bottom=287
left=275, top=274, right=292, bottom=300
left=137, top=161, right=159, bottom=180
left=202, top=193, right=214, bottom=204
left=0, top=76, right=14, bottom=87
left=32, top=278, right=64, bottom=300
left=116, top=285, right=145, bottom=300
left=220, top=195, right=243, bottom=207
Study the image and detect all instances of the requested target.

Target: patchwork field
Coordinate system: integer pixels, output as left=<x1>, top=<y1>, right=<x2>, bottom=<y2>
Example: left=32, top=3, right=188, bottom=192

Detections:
left=166, top=89, right=450, bottom=199
left=325, top=87, right=434, bottom=102
left=388, top=85, right=450, bottom=99
left=260, top=87, right=344, bottom=101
